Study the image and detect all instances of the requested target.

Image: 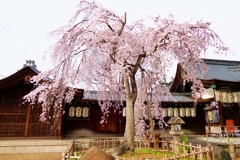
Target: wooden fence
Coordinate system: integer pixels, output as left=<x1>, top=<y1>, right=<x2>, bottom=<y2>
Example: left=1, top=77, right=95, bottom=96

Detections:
left=62, top=138, right=214, bottom=160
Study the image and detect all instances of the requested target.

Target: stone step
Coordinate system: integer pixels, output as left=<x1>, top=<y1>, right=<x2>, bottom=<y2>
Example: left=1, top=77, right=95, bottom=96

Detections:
left=0, top=139, right=70, bottom=154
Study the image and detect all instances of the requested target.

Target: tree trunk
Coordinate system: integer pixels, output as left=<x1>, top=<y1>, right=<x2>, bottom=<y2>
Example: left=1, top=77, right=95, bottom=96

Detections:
left=124, top=98, right=135, bottom=152
left=123, top=73, right=137, bottom=154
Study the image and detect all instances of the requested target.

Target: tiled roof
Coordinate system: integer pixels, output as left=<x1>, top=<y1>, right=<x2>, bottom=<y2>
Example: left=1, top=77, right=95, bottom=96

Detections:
left=83, top=90, right=125, bottom=101
left=160, top=94, right=194, bottom=102
left=199, top=59, right=240, bottom=82
left=83, top=90, right=194, bottom=102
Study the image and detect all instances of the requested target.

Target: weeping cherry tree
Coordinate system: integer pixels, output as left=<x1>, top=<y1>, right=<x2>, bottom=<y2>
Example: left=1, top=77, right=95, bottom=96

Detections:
left=24, top=0, right=228, bottom=153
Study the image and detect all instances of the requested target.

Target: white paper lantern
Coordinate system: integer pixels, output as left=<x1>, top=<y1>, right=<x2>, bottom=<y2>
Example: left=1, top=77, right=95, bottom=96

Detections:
left=162, top=108, right=167, bottom=117
left=173, top=108, right=178, bottom=117
left=82, top=107, right=89, bottom=117
left=179, top=107, right=185, bottom=117
left=233, top=92, right=238, bottom=103
left=190, top=107, right=196, bottom=117
left=185, top=107, right=190, bottom=117
left=76, top=106, right=82, bottom=117
left=167, top=107, right=173, bottom=117
left=69, top=106, right=75, bottom=117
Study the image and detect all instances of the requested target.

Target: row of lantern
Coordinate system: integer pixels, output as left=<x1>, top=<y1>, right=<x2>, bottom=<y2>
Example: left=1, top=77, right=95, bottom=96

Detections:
left=69, top=106, right=89, bottom=118
left=162, top=107, right=196, bottom=117
left=122, top=107, right=196, bottom=118
left=215, top=91, right=240, bottom=103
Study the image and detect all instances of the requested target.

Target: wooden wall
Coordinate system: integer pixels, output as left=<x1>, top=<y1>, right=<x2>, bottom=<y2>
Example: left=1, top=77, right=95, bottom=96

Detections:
left=0, top=81, right=59, bottom=138
left=0, top=102, right=27, bottom=137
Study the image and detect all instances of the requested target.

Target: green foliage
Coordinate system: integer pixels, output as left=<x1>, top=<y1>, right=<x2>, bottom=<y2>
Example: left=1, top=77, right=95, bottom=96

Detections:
left=180, top=130, right=189, bottom=143
left=179, top=130, right=190, bottom=153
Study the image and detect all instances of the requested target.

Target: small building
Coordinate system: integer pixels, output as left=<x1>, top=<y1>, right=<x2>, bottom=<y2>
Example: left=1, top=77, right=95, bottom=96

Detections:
left=170, top=58, right=240, bottom=135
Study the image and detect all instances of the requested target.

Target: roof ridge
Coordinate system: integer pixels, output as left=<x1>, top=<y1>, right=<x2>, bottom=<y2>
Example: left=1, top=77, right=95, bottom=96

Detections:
left=203, top=58, right=240, bottom=66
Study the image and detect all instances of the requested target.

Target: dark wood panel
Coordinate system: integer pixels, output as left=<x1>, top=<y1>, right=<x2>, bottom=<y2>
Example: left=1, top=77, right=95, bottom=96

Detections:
left=0, top=113, right=26, bottom=123
left=107, top=109, right=119, bottom=133
left=0, top=123, right=25, bottom=137
left=93, top=106, right=107, bottom=133
left=28, top=123, right=53, bottom=136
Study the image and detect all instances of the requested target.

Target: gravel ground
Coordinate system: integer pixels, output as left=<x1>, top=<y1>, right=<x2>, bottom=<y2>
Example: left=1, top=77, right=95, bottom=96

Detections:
left=0, top=153, right=62, bottom=160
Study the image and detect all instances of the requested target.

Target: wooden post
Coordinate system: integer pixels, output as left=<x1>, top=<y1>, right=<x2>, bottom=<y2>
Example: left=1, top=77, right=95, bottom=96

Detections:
left=193, top=150, right=196, bottom=160
left=199, top=147, right=203, bottom=160
left=174, top=154, right=176, bottom=159
left=166, top=139, right=169, bottom=151
left=184, top=150, right=186, bottom=159
left=176, top=140, right=179, bottom=154
left=189, top=143, right=192, bottom=153
left=62, top=152, right=66, bottom=160
left=66, top=153, right=70, bottom=160
left=182, top=142, right=185, bottom=153
left=24, top=104, right=31, bottom=137
left=211, top=146, right=214, bottom=160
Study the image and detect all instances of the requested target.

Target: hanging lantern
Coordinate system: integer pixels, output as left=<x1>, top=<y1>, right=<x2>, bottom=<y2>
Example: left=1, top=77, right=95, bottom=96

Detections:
left=221, top=92, right=227, bottom=102
left=190, top=107, right=196, bottom=117
left=228, top=92, right=233, bottom=103
left=162, top=108, right=167, bottom=117
left=167, top=107, right=173, bottom=117
left=173, top=108, right=178, bottom=117
left=233, top=92, right=238, bottom=103
left=179, top=107, right=185, bottom=117
left=215, top=90, right=220, bottom=101
left=185, top=107, right=190, bottom=117
left=75, top=106, right=82, bottom=117
left=69, top=106, right=75, bottom=117
left=82, top=107, right=89, bottom=117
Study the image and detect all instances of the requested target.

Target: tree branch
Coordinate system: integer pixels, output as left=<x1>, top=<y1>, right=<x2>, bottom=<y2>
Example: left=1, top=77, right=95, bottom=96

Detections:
left=118, top=12, right=127, bottom=36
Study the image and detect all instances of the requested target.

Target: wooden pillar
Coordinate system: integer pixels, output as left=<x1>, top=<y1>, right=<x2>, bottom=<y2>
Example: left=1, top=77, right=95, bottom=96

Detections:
left=24, top=104, right=31, bottom=137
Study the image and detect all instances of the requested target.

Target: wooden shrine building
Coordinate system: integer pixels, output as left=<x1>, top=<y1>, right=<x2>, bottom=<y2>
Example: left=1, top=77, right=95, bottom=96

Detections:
left=170, top=58, right=240, bottom=135
left=0, top=60, right=61, bottom=138
left=1, top=58, right=240, bottom=138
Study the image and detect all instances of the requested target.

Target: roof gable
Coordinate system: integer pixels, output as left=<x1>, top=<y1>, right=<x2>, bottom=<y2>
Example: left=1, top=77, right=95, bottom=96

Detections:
left=167, top=116, right=185, bottom=124
left=0, top=66, right=38, bottom=89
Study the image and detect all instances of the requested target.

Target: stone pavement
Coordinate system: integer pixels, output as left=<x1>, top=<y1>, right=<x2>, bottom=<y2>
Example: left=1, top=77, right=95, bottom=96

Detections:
left=188, top=135, right=240, bottom=146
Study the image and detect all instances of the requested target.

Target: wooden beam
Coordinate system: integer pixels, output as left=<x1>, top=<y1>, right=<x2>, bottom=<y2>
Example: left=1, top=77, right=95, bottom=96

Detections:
left=24, top=104, right=31, bottom=137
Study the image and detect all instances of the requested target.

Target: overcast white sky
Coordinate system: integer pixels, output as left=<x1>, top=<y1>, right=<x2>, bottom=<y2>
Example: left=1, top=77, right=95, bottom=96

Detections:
left=0, top=0, right=239, bottom=79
